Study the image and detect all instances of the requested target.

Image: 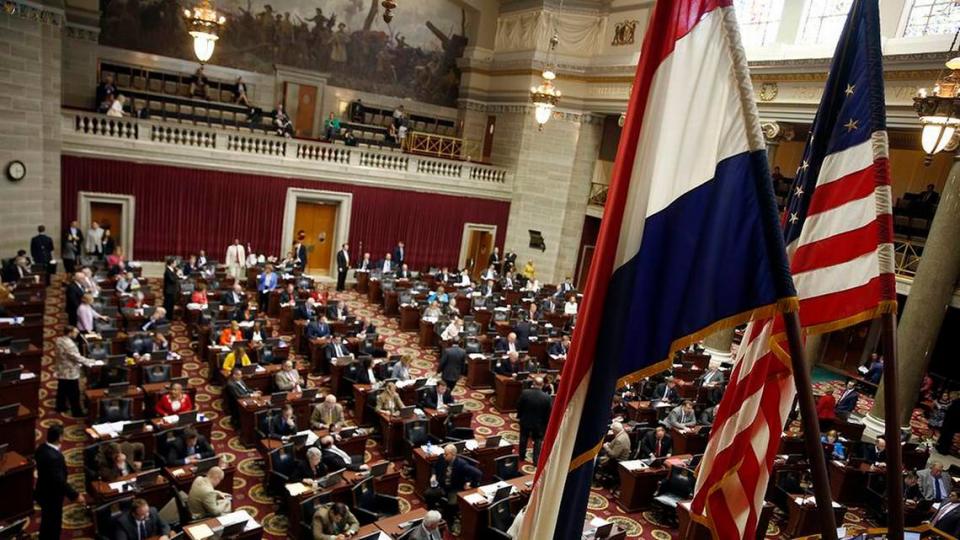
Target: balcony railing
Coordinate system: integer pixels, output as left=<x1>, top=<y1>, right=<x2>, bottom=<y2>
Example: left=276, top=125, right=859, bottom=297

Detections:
left=589, top=182, right=609, bottom=206
left=405, top=131, right=464, bottom=160
left=64, top=111, right=512, bottom=198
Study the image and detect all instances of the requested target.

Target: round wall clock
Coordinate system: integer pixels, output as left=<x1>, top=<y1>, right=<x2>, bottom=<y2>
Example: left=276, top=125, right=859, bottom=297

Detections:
left=6, top=160, right=25, bottom=181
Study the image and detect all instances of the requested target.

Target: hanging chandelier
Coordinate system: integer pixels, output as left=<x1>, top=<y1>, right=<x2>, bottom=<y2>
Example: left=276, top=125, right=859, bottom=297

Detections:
left=382, top=0, right=396, bottom=23
left=183, top=0, right=226, bottom=63
left=531, top=32, right=562, bottom=130
left=914, top=30, right=960, bottom=164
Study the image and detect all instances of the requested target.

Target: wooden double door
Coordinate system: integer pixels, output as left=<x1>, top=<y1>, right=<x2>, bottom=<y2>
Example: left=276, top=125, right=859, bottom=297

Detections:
left=293, top=201, right=337, bottom=276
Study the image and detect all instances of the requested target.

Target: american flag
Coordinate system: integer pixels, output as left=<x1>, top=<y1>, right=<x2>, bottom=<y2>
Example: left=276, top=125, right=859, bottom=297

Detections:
left=689, top=1, right=897, bottom=538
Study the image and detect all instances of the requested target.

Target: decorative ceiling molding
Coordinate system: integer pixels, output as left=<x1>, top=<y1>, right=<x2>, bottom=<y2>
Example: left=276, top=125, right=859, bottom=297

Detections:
left=2, top=0, right=65, bottom=26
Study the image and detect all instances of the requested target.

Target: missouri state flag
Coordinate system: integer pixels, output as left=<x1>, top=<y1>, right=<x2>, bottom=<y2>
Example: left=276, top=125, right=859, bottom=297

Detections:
left=518, top=1, right=797, bottom=538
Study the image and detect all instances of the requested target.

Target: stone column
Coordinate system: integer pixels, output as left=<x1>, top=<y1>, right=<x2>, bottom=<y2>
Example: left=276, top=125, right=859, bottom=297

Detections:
left=866, top=154, right=960, bottom=431
left=703, top=327, right=734, bottom=361
left=761, top=121, right=794, bottom=168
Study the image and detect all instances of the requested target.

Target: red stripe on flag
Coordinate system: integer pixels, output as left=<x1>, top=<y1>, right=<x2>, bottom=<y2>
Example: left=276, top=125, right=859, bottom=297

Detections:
left=797, top=276, right=888, bottom=329
left=806, top=165, right=876, bottom=215
left=790, top=221, right=879, bottom=274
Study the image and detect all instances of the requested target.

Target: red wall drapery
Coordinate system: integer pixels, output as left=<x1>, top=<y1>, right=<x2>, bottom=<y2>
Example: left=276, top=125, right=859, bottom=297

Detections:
left=62, top=156, right=510, bottom=268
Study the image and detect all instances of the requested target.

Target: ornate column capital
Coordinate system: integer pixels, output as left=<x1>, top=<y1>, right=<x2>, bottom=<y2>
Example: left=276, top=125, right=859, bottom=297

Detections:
left=761, top=121, right=796, bottom=144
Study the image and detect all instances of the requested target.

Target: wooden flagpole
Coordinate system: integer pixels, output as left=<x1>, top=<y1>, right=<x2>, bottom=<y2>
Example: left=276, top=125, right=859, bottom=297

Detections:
left=783, top=310, right=838, bottom=540
left=881, top=311, right=905, bottom=540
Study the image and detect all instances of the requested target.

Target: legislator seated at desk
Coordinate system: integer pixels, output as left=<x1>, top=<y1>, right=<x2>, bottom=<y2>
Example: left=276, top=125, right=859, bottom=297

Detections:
left=312, top=501, right=360, bottom=540
left=597, top=422, right=631, bottom=487
left=664, top=400, right=697, bottom=431
left=310, top=395, right=346, bottom=430
left=493, top=351, right=535, bottom=376
left=821, top=430, right=847, bottom=460
left=155, top=382, right=193, bottom=416
left=419, top=381, right=454, bottom=410
left=98, top=441, right=145, bottom=481
left=306, top=317, right=332, bottom=340
left=375, top=381, right=405, bottom=414
left=187, top=466, right=232, bottom=519
left=291, top=447, right=327, bottom=483
left=320, top=434, right=368, bottom=472
left=641, top=426, right=673, bottom=459
left=167, top=427, right=215, bottom=466
left=269, top=404, right=300, bottom=437
left=274, top=359, right=305, bottom=391
left=225, top=368, right=262, bottom=426
left=651, top=378, right=680, bottom=404
left=113, top=497, right=171, bottom=540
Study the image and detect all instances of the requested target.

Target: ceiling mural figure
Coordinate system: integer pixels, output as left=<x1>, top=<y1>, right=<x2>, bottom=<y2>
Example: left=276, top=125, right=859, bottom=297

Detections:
left=98, top=0, right=471, bottom=106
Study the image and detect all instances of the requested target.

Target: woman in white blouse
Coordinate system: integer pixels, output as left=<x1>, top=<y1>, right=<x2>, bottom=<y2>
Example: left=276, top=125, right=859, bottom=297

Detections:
left=563, top=294, right=579, bottom=315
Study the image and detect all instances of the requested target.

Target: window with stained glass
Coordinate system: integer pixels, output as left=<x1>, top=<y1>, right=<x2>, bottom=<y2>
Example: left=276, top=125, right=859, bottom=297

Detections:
left=734, top=0, right=786, bottom=47
left=799, top=0, right=855, bottom=45
left=903, top=0, right=960, bottom=37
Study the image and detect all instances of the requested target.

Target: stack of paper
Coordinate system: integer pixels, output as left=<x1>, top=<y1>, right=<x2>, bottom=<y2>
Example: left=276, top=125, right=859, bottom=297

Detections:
left=463, top=493, right=487, bottom=505
left=163, top=415, right=180, bottom=424
left=19, top=372, right=36, bottom=380
left=464, top=440, right=479, bottom=451
left=285, top=483, right=310, bottom=496
left=620, top=460, right=646, bottom=472
left=421, top=445, right=444, bottom=456
left=92, top=421, right=127, bottom=438
left=186, top=523, right=214, bottom=540
left=219, top=509, right=252, bottom=527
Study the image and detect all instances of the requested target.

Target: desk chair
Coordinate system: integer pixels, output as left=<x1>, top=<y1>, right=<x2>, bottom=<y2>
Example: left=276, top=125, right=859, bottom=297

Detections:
left=651, top=466, right=695, bottom=527
left=404, top=419, right=439, bottom=452
left=91, top=495, right=134, bottom=540
left=298, top=492, right=330, bottom=540
left=267, top=444, right=296, bottom=499
left=351, top=476, right=400, bottom=525
left=98, top=365, right=130, bottom=389
left=154, top=427, right=184, bottom=466
left=256, top=407, right=283, bottom=440
left=98, top=397, right=133, bottom=423
left=168, top=485, right=192, bottom=528
left=84, top=441, right=107, bottom=490
left=493, top=454, right=520, bottom=482
left=143, top=363, right=172, bottom=384
left=486, top=498, right=514, bottom=540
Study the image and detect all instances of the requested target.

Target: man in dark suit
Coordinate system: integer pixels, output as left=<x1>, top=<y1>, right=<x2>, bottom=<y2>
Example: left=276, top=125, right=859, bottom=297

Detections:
left=35, top=425, right=83, bottom=540
left=62, top=220, right=83, bottom=274
left=220, top=282, right=246, bottom=308
left=166, top=428, right=215, bottom=465
left=513, top=320, right=532, bottom=350
left=320, top=434, right=367, bottom=472
left=162, top=257, right=180, bottom=319
left=516, top=377, right=552, bottom=463
left=862, top=435, right=886, bottom=465
left=306, top=316, right=332, bottom=340
left=31, top=225, right=55, bottom=285
left=652, top=378, right=679, bottom=403
left=336, top=243, right=350, bottom=292
left=270, top=404, right=299, bottom=437
left=393, top=241, right=406, bottom=267
left=397, top=263, right=412, bottom=279
left=548, top=335, right=570, bottom=358
left=292, top=447, right=327, bottom=482
left=325, top=337, right=351, bottom=364
left=438, top=343, right=466, bottom=392
left=65, top=272, right=86, bottom=327
left=932, top=490, right=960, bottom=536
left=494, top=332, right=520, bottom=354
left=294, top=239, right=308, bottom=268
left=423, top=444, right=482, bottom=523
left=640, top=426, right=673, bottom=459
left=419, top=380, right=454, bottom=409
left=294, top=298, right=318, bottom=322
left=488, top=246, right=501, bottom=273
left=225, top=368, right=259, bottom=427
left=113, top=498, right=171, bottom=540
left=834, top=380, right=859, bottom=419
left=865, top=354, right=884, bottom=384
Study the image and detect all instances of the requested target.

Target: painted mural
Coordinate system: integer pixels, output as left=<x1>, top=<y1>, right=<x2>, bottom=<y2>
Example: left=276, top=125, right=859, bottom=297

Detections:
left=98, top=0, right=470, bottom=106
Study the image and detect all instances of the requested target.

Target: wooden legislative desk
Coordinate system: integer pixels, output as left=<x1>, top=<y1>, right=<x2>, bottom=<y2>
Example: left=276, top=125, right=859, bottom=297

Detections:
left=236, top=391, right=317, bottom=446
left=0, top=372, right=40, bottom=411
left=0, top=405, right=37, bottom=456
left=85, top=385, right=145, bottom=423
left=829, top=460, right=880, bottom=506
left=467, top=355, right=494, bottom=389
left=410, top=442, right=515, bottom=498
left=494, top=374, right=523, bottom=413
left=367, top=279, right=382, bottom=304
left=374, top=508, right=436, bottom=537
left=784, top=494, right=847, bottom=538
left=259, top=429, right=369, bottom=460
left=0, top=316, right=44, bottom=348
left=384, top=291, right=400, bottom=316
left=165, top=462, right=236, bottom=494
left=229, top=361, right=308, bottom=394
left=378, top=410, right=407, bottom=459
left=671, top=426, right=709, bottom=455
left=457, top=474, right=534, bottom=540
left=617, top=461, right=670, bottom=511
left=626, top=401, right=660, bottom=425
left=84, top=417, right=214, bottom=457
left=400, top=305, right=421, bottom=331
left=2, top=297, right=44, bottom=317
left=0, top=451, right=35, bottom=521
left=87, top=357, right=185, bottom=390
left=418, top=320, right=436, bottom=348
left=183, top=513, right=263, bottom=540
left=284, top=464, right=400, bottom=535
left=90, top=471, right=172, bottom=508
left=0, top=343, right=42, bottom=374
left=352, top=384, right=418, bottom=427
left=355, top=271, right=369, bottom=293
left=329, top=356, right=356, bottom=398
left=422, top=407, right=472, bottom=440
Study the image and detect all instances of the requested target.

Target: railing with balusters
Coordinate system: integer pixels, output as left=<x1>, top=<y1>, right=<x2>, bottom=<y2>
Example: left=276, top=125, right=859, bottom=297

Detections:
left=63, top=111, right=512, bottom=196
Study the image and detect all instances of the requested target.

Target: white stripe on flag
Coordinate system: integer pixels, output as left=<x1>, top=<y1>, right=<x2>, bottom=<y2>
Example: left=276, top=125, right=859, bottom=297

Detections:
left=792, top=247, right=882, bottom=299
left=614, top=8, right=753, bottom=269
left=813, top=138, right=874, bottom=187
left=521, top=366, right=593, bottom=539
left=794, top=192, right=876, bottom=249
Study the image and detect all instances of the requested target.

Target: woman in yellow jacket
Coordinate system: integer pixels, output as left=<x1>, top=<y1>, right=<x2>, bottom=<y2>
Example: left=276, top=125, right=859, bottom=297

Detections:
left=522, top=260, right=536, bottom=281
left=222, top=346, right=251, bottom=372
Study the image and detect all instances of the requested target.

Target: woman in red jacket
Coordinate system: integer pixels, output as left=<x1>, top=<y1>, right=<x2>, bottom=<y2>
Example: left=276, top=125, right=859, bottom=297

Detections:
left=156, top=382, right=193, bottom=416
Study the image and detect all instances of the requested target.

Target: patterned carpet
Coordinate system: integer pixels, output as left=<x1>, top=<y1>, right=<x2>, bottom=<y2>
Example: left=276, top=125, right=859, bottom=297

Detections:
left=24, top=274, right=931, bottom=539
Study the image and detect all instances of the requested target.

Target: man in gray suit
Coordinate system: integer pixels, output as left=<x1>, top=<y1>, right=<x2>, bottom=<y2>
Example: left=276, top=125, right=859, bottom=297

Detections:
left=919, top=462, right=954, bottom=502
left=665, top=400, right=698, bottom=432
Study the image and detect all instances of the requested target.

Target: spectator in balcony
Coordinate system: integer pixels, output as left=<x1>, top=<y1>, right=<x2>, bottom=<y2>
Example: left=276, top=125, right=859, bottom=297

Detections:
left=344, top=129, right=358, bottom=146
left=190, top=65, right=209, bottom=99
left=233, top=76, right=251, bottom=107
left=96, top=73, right=116, bottom=113
left=324, top=112, right=340, bottom=140
left=392, top=105, right=406, bottom=127
left=106, top=94, right=127, bottom=118
left=274, top=104, right=294, bottom=138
